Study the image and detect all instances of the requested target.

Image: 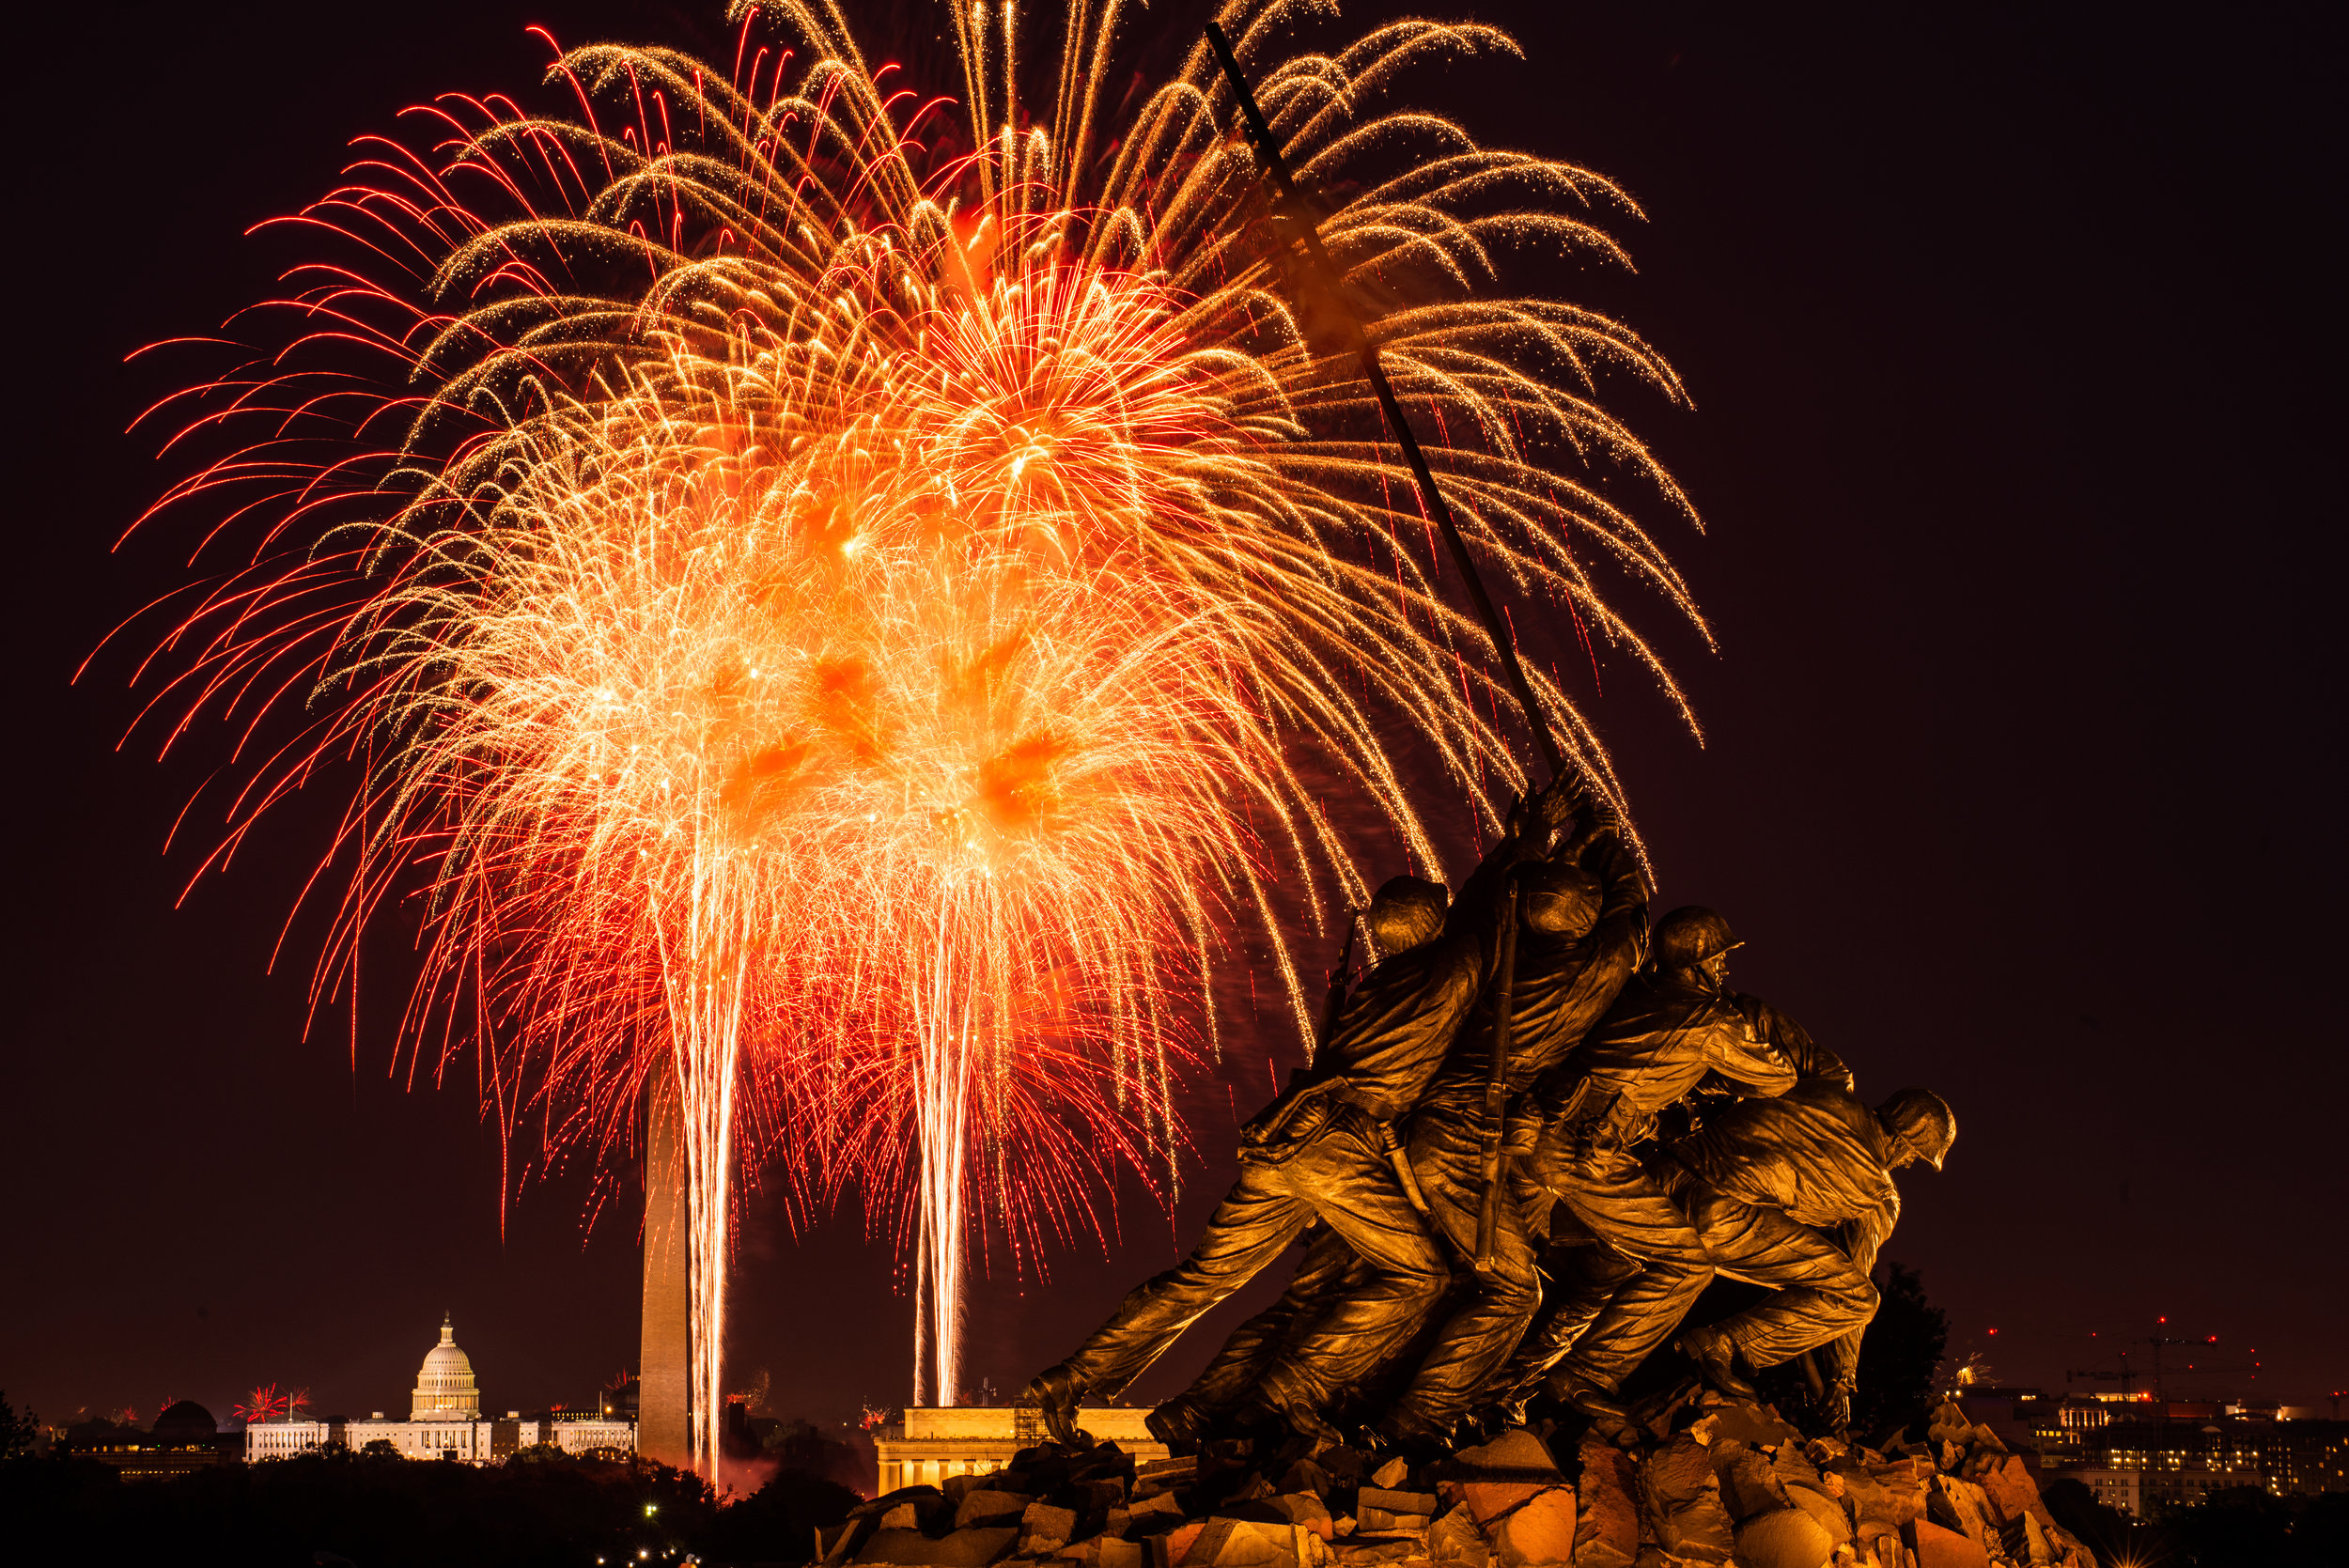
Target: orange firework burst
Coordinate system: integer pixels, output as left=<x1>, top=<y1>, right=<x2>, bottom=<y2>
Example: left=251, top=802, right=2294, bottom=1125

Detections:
left=129, top=0, right=1704, bottom=1470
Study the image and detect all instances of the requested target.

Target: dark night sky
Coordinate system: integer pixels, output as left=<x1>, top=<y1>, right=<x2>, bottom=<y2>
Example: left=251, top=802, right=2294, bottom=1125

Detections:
left=4, top=0, right=2341, bottom=1439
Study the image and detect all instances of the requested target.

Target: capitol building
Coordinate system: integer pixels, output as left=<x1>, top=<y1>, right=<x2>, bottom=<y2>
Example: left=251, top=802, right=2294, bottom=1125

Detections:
left=245, top=1314, right=635, bottom=1464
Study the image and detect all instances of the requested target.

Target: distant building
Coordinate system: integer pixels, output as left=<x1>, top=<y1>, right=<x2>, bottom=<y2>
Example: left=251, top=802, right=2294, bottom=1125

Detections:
left=77, top=1401, right=236, bottom=1479
left=2043, top=1416, right=2349, bottom=1514
left=2063, top=1464, right=2267, bottom=1517
left=243, top=1314, right=635, bottom=1466
left=873, top=1406, right=1167, bottom=1494
left=1951, top=1387, right=2048, bottom=1448
left=411, top=1313, right=482, bottom=1418
left=244, top=1419, right=337, bottom=1463
left=545, top=1413, right=639, bottom=1458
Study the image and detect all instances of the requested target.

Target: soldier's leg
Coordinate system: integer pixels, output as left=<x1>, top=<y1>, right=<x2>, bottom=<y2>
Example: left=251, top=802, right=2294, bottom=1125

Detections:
left=1176, top=1225, right=1361, bottom=1418
left=1549, top=1156, right=1715, bottom=1393
left=1683, top=1189, right=1878, bottom=1368
left=1050, top=1157, right=1312, bottom=1399
left=1249, top=1109, right=1452, bottom=1421
left=1385, top=1109, right=1542, bottom=1432
left=1489, top=1214, right=1642, bottom=1403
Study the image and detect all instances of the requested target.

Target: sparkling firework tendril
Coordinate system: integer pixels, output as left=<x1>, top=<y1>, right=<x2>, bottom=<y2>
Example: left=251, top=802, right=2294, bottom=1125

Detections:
left=231, top=1385, right=308, bottom=1424
left=129, top=0, right=1708, bottom=1468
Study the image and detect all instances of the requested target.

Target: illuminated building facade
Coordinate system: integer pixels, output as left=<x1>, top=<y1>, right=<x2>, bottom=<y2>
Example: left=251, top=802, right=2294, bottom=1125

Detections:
left=411, top=1313, right=482, bottom=1418
left=246, top=1412, right=635, bottom=1463
left=873, top=1406, right=1168, bottom=1494
left=242, top=1315, right=636, bottom=1466
left=2065, top=1464, right=2268, bottom=1517
left=2045, top=1417, right=2349, bottom=1514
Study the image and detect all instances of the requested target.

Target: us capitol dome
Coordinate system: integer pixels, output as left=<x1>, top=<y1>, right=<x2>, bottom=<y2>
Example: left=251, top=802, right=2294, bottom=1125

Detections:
left=411, top=1312, right=482, bottom=1420
left=243, top=1311, right=636, bottom=1465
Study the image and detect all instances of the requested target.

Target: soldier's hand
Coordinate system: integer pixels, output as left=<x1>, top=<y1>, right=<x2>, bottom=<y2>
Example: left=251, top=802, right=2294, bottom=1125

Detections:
left=1534, top=778, right=1579, bottom=832
left=1581, top=800, right=1623, bottom=840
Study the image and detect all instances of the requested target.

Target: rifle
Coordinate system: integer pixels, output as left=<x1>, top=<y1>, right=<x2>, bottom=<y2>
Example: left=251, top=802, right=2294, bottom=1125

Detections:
left=1472, top=875, right=1521, bottom=1272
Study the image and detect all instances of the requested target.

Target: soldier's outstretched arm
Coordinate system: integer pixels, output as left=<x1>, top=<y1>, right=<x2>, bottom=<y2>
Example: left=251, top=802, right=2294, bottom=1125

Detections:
left=1702, top=1017, right=1802, bottom=1100
left=1735, top=997, right=1854, bottom=1092
left=1839, top=1187, right=1901, bottom=1277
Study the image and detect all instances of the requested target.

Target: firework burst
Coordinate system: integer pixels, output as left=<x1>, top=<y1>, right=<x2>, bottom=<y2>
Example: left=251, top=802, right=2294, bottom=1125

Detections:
left=130, top=0, right=1703, bottom=1469
left=231, top=1384, right=308, bottom=1424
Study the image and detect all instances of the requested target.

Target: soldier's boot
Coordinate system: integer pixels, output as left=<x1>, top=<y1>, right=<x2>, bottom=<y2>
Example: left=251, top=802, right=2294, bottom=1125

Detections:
left=1673, top=1323, right=1757, bottom=1402
left=1144, top=1394, right=1211, bottom=1452
left=1543, top=1364, right=1634, bottom=1435
left=1242, top=1387, right=1345, bottom=1454
left=1020, top=1363, right=1087, bottom=1447
left=1369, top=1405, right=1452, bottom=1466
left=1480, top=1391, right=1532, bottom=1435
left=1466, top=1399, right=1522, bottom=1446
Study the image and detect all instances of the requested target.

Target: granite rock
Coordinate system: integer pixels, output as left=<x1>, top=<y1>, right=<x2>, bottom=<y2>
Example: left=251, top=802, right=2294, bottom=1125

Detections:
left=1782, top=1482, right=1853, bottom=1550
left=856, top=1526, right=1021, bottom=1566
left=1573, top=1433, right=1641, bottom=1568
left=1730, top=1506, right=1835, bottom=1568
left=1911, top=1518, right=1990, bottom=1568
left=1424, top=1502, right=1490, bottom=1568
left=1356, top=1488, right=1439, bottom=1534
left=1439, top=1429, right=1561, bottom=1527
left=959, top=1491, right=1038, bottom=1529
left=1269, top=1491, right=1336, bottom=1542
left=1022, top=1502, right=1081, bottom=1551
left=1711, top=1440, right=1793, bottom=1522
left=1487, top=1487, right=1576, bottom=1568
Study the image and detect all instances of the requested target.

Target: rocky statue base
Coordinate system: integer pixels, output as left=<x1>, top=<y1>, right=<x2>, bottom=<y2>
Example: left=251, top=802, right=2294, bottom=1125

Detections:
left=818, top=1392, right=2093, bottom=1568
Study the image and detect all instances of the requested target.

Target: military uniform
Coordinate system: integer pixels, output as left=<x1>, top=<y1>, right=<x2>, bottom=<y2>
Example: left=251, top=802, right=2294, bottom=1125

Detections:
left=1651, top=1078, right=1906, bottom=1382
left=1517, top=979, right=1847, bottom=1392
left=1385, top=832, right=1649, bottom=1434
left=1169, top=1225, right=1365, bottom=1426
left=1040, top=834, right=1527, bottom=1413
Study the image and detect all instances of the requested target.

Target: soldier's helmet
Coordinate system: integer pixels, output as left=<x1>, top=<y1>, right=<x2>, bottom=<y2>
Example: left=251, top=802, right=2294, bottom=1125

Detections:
left=1522, top=862, right=1603, bottom=938
left=1366, top=875, right=1448, bottom=955
left=1652, top=906, right=1741, bottom=970
left=1876, top=1087, right=1957, bottom=1171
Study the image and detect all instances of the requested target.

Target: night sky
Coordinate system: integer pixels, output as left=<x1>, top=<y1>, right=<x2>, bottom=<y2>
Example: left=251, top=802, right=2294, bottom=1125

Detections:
left=5, top=0, right=2340, bottom=1441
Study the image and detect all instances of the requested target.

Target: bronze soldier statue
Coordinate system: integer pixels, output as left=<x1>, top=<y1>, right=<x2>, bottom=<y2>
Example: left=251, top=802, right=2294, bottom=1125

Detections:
left=1149, top=804, right=1641, bottom=1449
left=1376, top=815, right=1649, bottom=1450
left=1659, top=1082, right=1957, bottom=1430
left=1503, top=908, right=1847, bottom=1418
left=1019, top=784, right=1576, bottom=1445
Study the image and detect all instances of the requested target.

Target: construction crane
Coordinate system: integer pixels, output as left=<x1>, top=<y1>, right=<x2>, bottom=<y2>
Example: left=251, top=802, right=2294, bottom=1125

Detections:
left=2065, top=1349, right=2137, bottom=1399
left=2069, top=1323, right=2229, bottom=1411
left=2142, top=1331, right=2221, bottom=1405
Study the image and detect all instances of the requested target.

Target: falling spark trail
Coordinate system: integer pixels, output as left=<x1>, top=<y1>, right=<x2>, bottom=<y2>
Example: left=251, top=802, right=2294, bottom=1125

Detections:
left=128, top=0, right=1712, bottom=1460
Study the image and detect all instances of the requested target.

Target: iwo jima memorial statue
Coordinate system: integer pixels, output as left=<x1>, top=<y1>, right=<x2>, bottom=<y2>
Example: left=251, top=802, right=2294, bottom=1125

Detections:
left=827, top=796, right=2078, bottom=1568
left=827, top=755, right=2077, bottom=1568
left=814, top=25, right=2092, bottom=1568
left=823, top=754, right=2064, bottom=1568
